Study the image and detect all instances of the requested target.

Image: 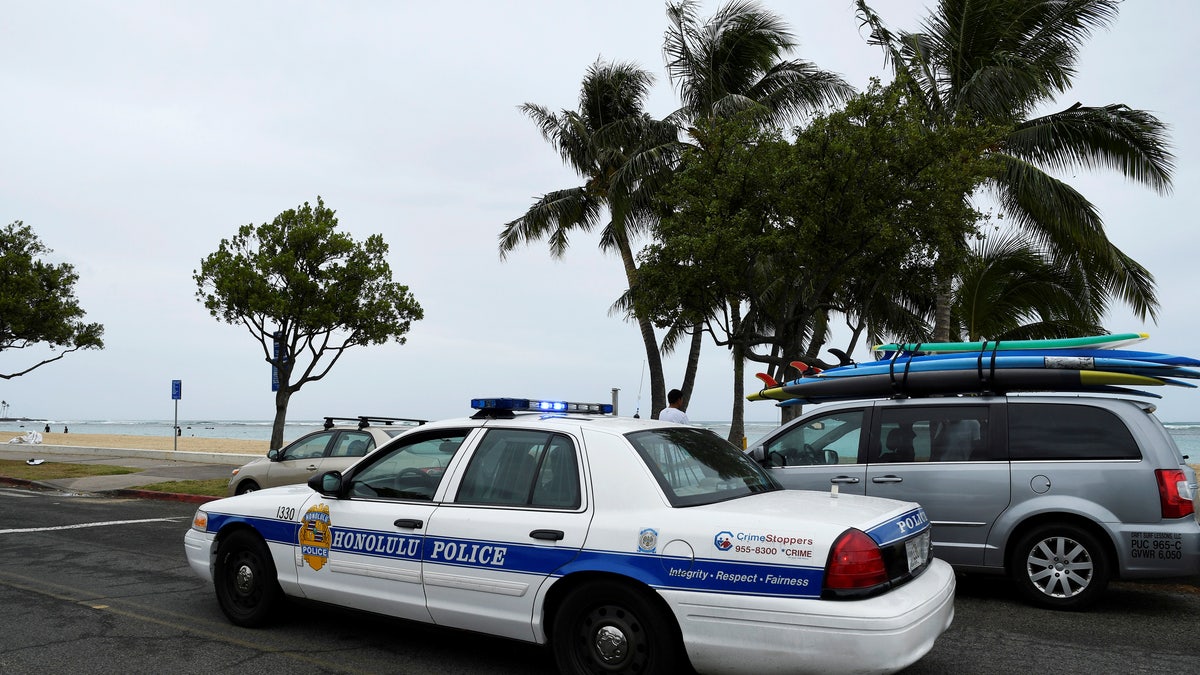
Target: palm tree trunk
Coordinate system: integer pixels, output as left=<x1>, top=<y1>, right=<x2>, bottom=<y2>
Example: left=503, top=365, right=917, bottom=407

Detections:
left=679, top=321, right=703, bottom=412
left=615, top=235, right=666, bottom=418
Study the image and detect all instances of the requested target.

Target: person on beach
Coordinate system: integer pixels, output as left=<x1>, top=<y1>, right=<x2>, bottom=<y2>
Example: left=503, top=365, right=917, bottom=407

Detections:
left=658, top=388, right=690, bottom=424
left=44, top=424, right=50, bottom=433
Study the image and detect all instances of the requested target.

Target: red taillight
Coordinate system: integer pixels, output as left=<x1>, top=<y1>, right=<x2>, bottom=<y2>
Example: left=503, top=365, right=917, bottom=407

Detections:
left=1156, top=469, right=1196, bottom=519
left=824, top=528, right=888, bottom=590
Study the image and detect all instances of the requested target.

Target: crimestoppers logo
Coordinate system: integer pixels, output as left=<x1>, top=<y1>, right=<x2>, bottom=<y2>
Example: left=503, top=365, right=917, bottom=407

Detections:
left=714, top=531, right=734, bottom=552
left=299, top=503, right=332, bottom=571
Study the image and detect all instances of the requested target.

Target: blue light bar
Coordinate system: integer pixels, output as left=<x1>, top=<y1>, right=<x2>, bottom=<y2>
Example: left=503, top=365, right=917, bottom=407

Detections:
left=471, top=397, right=614, bottom=415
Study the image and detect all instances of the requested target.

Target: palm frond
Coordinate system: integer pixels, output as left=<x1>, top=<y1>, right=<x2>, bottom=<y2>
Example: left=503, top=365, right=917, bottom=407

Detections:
left=498, top=187, right=601, bottom=259
left=1007, top=104, right=1174, bottom=194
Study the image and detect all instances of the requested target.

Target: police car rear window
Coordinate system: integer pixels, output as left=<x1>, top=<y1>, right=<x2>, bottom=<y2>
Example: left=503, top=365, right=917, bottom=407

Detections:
left=626, top=428, right=780, bottom=507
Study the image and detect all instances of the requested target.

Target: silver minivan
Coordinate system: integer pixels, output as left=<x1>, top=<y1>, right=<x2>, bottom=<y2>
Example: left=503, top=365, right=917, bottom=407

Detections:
left=748, top=394, right=1200, bottom=609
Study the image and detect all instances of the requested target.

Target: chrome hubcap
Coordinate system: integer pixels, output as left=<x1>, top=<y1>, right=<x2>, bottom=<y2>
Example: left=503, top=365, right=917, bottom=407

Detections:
left=234, top=564, right=255, bottom=595
left=594, top=625, right=628, bottom=662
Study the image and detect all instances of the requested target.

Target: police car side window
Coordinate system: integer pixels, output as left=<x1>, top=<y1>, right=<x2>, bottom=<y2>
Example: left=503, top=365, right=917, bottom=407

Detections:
left=347, top=431, right=468, bottom=500
left=764, top=410, right=863, bottom=466
left=1008, top=403, right=1140, bottom=460
left=456, top=429, right=580, bottom=509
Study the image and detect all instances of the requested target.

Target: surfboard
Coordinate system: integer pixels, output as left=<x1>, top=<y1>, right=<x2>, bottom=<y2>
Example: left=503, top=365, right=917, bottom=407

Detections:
left=747, top=368, right=1167, bottom=402
left=872, top=332, right=1148, bottom=355
left=816, top=355, right=1200, bottom=380
left=771, top=384, right=1165, bottom=407
left=870, top=348, right=1200, bottom=368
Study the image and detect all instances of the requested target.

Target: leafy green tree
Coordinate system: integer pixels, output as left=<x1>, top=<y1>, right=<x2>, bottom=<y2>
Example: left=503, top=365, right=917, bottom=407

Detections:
left=195, top=198, right=423, bottom=449
left=634, top=84, right=998, bottom=426
left=856, top=0, right=1174, bottom=339
left=649, top=0, right=858, bottom=433
left=0, top=221, right=104, bottom=379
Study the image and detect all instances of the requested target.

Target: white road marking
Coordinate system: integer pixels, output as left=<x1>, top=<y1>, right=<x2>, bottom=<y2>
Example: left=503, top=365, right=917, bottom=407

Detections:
left=0, top=489, right=38, bottom=498
left=0, top=517, right=187, bottom=534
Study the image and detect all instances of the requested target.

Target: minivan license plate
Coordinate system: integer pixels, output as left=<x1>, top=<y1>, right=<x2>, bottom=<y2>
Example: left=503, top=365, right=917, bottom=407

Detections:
left=906, top=531, right=929, bottom=572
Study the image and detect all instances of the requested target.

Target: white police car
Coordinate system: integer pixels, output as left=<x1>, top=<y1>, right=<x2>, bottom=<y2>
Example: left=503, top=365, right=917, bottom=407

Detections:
left=185, top=398, right=954, bottom=674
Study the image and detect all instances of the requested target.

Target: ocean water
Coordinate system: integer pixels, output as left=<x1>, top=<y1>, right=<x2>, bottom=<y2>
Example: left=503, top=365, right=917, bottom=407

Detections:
left=3, top=418, right=1198, bottom=461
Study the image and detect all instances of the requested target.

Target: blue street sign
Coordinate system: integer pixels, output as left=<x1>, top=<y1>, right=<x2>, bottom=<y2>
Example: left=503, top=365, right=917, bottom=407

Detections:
left=171, top=379, right=182, bottom=400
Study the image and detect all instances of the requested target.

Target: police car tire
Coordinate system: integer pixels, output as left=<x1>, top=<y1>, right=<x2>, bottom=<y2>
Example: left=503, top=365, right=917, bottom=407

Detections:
left=214, top=530, right=283, bottom=627
left=1009, top=522, right=1110, bottom=611
left=551, top=581, right=684, bottom=674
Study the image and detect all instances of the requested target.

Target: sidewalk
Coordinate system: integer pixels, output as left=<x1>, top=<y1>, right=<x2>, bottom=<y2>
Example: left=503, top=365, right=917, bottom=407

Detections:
left=0, top=443, right=258, bottom=503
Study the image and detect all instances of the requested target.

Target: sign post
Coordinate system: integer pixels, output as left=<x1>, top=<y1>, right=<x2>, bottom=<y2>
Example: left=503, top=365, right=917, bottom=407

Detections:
left=171, top=379, right=182, bottom=451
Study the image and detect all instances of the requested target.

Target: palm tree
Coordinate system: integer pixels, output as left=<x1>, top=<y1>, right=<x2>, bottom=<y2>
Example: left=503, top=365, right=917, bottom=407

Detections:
left=500, top=60, right=678, bottom=417
left=856, top=0, right=1174, bottom=339
left=658, top=0, right=855, bottom=438
left=952, top=230, right=1106, bottom=341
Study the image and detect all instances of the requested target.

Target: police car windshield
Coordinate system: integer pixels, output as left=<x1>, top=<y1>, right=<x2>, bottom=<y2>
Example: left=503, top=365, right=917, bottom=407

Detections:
left=626, top=428, right=780, bottom=507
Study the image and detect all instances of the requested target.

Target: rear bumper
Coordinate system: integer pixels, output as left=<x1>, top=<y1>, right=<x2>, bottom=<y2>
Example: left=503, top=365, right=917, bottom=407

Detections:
left=1112, top=518, right=1200, bottom=579
left=661, top=558, right=956, bottom=675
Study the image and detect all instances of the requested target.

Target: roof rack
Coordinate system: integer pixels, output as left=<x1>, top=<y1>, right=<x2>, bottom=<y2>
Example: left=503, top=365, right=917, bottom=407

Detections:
left=322, top=416, right=427, bottom=430
left=470, top=397, right=614, bottom=419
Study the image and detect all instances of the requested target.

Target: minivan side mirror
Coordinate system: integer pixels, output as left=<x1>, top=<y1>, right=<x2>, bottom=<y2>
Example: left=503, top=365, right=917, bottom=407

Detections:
left=748, top=445, right=767, bottom=464
left=267, top=448, right=280, bottom=461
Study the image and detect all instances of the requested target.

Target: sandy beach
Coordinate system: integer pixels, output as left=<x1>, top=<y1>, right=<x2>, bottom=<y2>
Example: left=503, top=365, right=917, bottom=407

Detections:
left=0, top=431, right=268, bottom=455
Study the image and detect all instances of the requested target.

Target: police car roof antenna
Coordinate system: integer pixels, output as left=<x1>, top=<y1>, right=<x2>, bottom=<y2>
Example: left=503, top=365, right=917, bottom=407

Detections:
left=633, top=359, right=645, bottom=419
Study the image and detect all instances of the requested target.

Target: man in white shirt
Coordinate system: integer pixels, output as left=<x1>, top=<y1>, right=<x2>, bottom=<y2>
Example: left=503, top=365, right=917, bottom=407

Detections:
left=658, top=388, right=690, bottom=424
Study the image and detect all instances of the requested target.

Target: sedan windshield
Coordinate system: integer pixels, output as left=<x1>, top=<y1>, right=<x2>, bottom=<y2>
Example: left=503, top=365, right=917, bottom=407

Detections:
left=626, top=428, right=780, bottom=507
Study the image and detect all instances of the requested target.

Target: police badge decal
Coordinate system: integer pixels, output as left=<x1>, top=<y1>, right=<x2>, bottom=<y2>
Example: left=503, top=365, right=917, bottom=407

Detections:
left=299, top=504, right=332, bottom=570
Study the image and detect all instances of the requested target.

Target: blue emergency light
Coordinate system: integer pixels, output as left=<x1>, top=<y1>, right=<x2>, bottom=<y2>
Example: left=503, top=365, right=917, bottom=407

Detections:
left=471, top=397, right=614, bottom=415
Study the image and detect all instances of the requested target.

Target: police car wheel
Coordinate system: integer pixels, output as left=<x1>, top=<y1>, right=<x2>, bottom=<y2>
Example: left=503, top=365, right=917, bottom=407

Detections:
left=1010, top=522, right=1110, bottom=611
left=214, top=530, right=282, bottom=627
left=552, top=581, right=684, bottom=674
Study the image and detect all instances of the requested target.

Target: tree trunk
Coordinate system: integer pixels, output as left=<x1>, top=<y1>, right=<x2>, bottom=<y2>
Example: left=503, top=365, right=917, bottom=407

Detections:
left=614, top=234, right=666, bottom=418
left=679, top=321, right=703, bottom=413
left=933, top=271, right=953, bottom=342
left=728, top=342, right=746, bottom=447
left=270, top=388, right=292, bottom=451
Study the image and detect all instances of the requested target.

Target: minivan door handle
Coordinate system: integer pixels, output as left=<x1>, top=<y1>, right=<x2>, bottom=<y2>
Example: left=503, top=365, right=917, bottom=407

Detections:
left=830, top=476, right=861, bottom=484
left=872, top=475, right=903, bottom=484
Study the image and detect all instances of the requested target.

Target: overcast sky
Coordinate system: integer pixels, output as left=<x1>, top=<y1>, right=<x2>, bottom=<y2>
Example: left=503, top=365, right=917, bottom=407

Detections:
left=2, top=1, right=1197, bottom=424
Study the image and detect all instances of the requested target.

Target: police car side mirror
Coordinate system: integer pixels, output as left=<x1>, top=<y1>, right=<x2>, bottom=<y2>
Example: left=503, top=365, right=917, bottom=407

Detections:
left=748, top=445, right=768, bottom=465
left=309, top=471, right=343, bottom=497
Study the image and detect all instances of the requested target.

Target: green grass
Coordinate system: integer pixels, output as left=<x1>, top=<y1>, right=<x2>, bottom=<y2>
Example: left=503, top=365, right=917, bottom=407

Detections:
left=0, top=459, right=137, bottom=480
left=136, top=478, right=229, bottom=497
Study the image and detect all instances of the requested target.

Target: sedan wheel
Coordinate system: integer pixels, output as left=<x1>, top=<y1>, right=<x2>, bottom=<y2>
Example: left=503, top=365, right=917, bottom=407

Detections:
left=214, top=530, right=282, bottom=626
left=552, top=581, right=684, bottom=674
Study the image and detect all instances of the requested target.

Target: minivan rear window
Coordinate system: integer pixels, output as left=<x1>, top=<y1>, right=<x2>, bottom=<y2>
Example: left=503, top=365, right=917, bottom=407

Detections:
left=1008, top=403, right=1141, bottom=460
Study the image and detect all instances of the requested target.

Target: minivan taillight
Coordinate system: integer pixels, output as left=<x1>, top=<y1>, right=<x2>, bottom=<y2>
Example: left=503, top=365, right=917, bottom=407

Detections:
left=823, top=528, right=888, bottom=592
left=1155, top=469, right=1195, bottom=519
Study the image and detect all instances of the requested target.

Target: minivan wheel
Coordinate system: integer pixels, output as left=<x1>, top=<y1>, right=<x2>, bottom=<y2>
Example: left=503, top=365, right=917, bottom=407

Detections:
left=1010, top=523, right=1109, bottom=610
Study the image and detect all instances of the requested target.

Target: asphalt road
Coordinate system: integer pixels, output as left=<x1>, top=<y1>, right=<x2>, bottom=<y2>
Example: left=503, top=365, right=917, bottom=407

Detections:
left=1, top=486, right=1196, bottom=674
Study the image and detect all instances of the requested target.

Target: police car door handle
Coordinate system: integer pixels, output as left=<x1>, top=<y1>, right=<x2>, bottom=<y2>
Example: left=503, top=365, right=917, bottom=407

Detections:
left=394, top=518, right=423, bottom=529
left=530, top=529, right=565, bottom=541
left=830, top=476, right=860, bottom=484
left=872, top=475, right=903, bottom=483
